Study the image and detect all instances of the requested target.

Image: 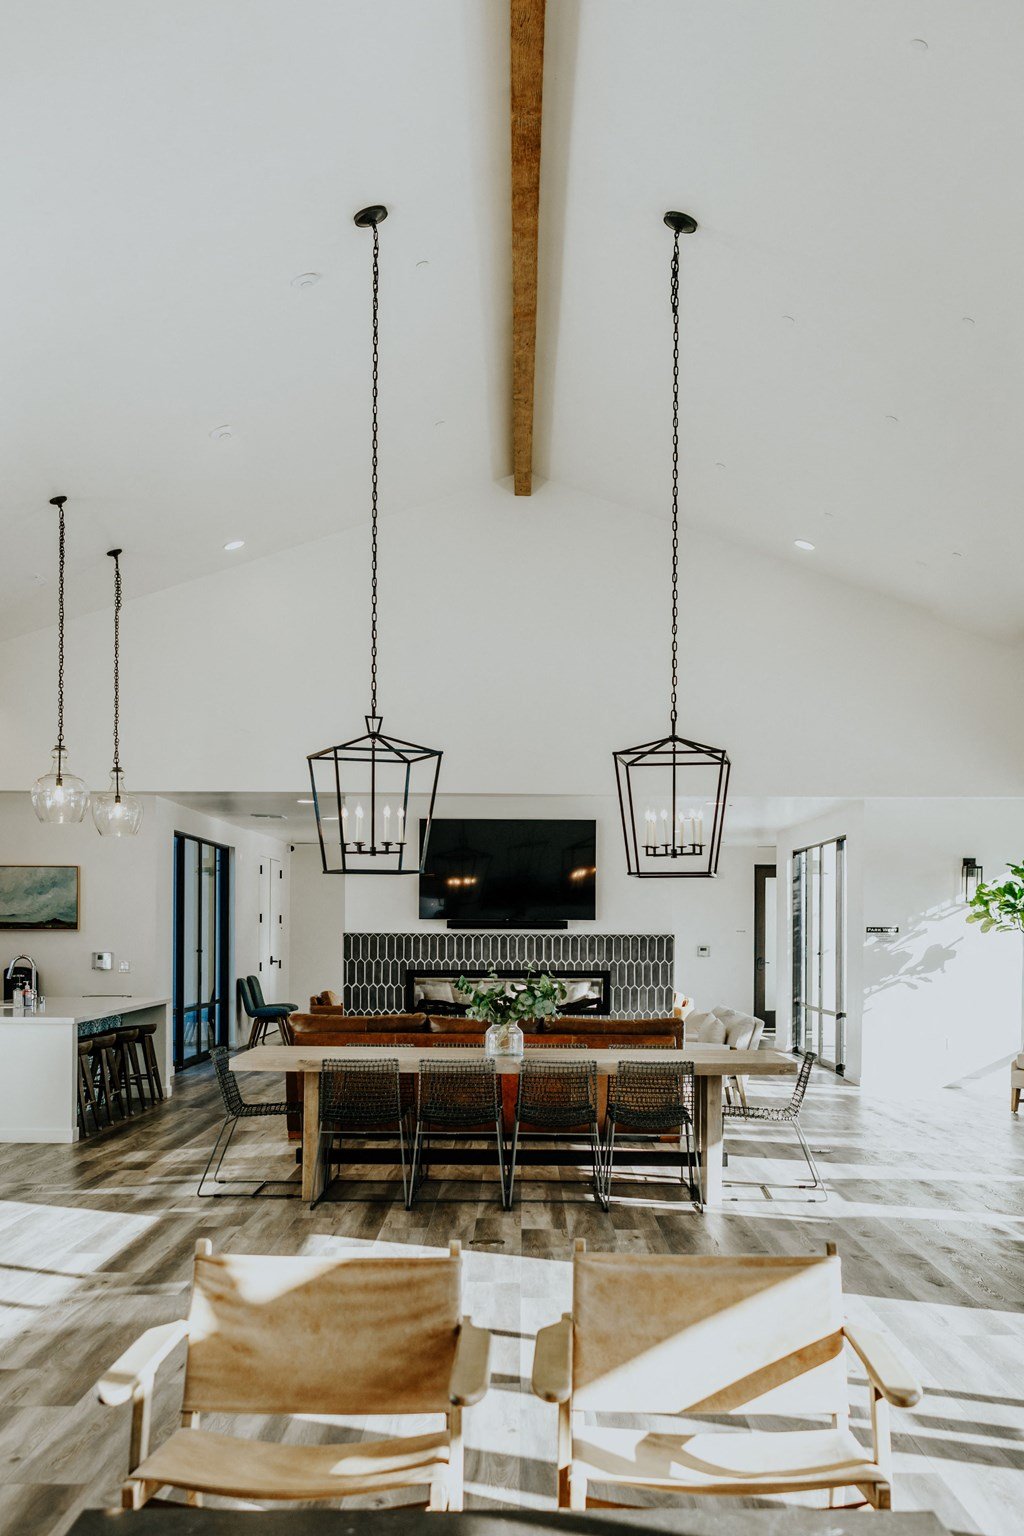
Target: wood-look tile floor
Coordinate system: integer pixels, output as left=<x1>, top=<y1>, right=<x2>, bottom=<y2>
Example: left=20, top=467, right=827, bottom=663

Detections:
left=1, top=1059, right=1022, bottom=1536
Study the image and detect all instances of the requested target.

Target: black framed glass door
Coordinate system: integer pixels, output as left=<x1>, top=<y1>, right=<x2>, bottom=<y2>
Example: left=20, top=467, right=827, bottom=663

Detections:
left=173, top=832, right=231, bottom=1069
left=792, top=835, right=846, bottom=1073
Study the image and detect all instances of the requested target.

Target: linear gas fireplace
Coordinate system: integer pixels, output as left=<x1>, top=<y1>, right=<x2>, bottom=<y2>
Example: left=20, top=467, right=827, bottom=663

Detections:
left=406, top=969, right=610, bottom=1016
left=343, top=932, right=674, bottom=1018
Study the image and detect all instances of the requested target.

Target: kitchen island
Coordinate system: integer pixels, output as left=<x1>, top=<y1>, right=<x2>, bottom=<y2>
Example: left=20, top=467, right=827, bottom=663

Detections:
left=0, top=996, right=170, bottom=1142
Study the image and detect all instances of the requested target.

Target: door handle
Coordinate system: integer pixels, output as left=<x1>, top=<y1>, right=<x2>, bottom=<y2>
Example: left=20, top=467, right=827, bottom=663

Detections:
left=756, top=957, right=766, bottom=971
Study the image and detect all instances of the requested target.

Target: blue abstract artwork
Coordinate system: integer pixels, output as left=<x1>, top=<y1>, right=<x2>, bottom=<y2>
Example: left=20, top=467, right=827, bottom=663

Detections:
left=0, top=866, right=79, bottom=930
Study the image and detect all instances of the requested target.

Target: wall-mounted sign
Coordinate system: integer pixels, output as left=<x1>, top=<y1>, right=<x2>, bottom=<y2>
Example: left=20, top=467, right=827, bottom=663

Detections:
left=866, top=925, right=899, bottom=936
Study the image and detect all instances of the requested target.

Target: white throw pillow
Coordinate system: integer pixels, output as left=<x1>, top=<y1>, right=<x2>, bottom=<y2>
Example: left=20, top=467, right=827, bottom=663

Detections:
left=693, top=1013, right=727, bottom=1044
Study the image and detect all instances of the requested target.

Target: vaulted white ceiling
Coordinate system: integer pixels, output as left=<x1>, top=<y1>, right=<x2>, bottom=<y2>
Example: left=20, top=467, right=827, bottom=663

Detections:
left=3, top=1, right=1022, bottom=640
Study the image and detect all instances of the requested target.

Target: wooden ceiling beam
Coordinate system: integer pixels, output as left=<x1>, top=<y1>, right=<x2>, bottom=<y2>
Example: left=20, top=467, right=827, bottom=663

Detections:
left=510, top=0, right=545, bottom=495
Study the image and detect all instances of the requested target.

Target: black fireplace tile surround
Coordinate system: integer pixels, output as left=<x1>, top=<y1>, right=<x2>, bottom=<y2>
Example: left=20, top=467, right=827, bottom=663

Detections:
left=343, top=932, right=674, bottom=1018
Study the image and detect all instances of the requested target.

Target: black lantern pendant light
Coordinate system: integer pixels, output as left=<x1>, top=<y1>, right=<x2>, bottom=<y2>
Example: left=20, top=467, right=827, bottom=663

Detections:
left=613, top=213, right=730, bottom=878
left=93, top=549, right=143, bottom=837
left=31, top=495, right=91, bottom=824
left=307, top=205, right=442, bottom=875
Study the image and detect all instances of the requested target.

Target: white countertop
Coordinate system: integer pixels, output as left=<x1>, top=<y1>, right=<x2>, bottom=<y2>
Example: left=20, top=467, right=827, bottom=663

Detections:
left=0, top=996, right=168, bottom=1025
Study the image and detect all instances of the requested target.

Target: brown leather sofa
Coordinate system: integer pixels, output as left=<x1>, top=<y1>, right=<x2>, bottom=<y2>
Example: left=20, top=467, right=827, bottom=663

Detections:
left=281, top=1011, right=683, bottom=1133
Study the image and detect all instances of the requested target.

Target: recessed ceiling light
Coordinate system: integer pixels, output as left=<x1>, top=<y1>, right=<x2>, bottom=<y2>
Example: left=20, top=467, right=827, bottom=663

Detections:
left=885, top=414, right=899, bottom=423
left=291, top=272, right=322, bottom=288
left=210, top=424, right=232, bottom=440
left=715, top=461, right=726, bottom=469
left=962, top=315, right=975, bottom=325
left=297, top=797, right=314, bottom=805
left=223, top=539, right=245, bottom=552
left=782, top=314, right=796, bottom=324
left=909, top=37, right=929, bottom=51
left=416, top=260, right=430, bottom=268
left=794, top=539, right=815, bottom=551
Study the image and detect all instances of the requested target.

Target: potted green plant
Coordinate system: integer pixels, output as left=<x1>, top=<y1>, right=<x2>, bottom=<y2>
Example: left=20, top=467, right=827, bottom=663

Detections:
left=455, top=970, right=568, bottom=1058
left=966, top=864, right=1024, bottom=934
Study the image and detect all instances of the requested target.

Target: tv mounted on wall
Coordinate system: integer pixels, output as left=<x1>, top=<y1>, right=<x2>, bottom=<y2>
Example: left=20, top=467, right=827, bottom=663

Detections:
left=419, top=819, right=596, bottom=925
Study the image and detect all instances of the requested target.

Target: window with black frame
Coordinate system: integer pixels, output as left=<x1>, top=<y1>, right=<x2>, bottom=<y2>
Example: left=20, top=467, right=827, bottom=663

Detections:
left=173, top=832, right=231, bottom=1070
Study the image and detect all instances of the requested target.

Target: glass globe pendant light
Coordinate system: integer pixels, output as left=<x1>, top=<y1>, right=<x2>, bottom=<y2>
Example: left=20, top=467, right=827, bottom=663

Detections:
left=93, top=548, right=143, bottom=837
left=307, top=204, right=443, bottom=874
left=613, top=214, right=731, bottom=877
left=31, top=495, right=91, bottom=824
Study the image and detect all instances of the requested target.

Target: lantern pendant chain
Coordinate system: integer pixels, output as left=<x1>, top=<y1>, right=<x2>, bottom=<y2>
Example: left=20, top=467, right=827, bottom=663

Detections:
left=670, top=229, right=680, bottom=735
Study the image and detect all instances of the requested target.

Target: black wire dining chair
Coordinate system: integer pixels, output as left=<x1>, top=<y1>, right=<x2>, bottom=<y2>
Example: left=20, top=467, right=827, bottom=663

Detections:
left=722, top=1050, right=825, bottom=1197
left=509, top=1058, right=604, bottom=1209
left=311, top=1057, right=413, bottom=1208
left=603, top=1059, right=702, bottom=1209
left=409, top=1059, right=507, bottom=1210
left=198, top=1047, right=303, bottom=1197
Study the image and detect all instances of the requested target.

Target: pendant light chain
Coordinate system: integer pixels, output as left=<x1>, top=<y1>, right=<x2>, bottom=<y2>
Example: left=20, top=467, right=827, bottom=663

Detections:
left=55, top=500, right=67, bottom=779
left=111, top=550, right=123, bottom=797
left=669, top=227, right=681, bottom=735
left=369, top=220, right=380, bottom=719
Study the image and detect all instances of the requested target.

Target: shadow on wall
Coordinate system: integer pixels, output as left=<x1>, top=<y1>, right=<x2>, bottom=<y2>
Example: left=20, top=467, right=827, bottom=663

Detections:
left=864, top=904, right=962, bottom=998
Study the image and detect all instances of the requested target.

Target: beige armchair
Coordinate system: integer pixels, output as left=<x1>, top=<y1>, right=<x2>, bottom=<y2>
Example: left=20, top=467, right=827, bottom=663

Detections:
left=532, top=1240, right=920, bottom=1512
left=97, top=1238, right=490, bottom=1511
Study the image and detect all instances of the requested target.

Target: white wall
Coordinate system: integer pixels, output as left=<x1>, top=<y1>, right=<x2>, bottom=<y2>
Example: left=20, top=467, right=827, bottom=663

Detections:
left=0, top=791, right=288, bottom=1048
left=775, top=798, right=1024, bottom=1094
left=292, top=792, right=768, bottom=1014
left=288, top=842, right=344, bottom=1011
left=859, top=799, right=1024, bottom=1095
left=2, top=482, right=1023, bottom=800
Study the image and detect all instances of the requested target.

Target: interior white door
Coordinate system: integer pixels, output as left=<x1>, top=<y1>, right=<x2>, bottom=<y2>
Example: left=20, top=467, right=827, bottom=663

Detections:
left=257, top=856, right=284, bottom=999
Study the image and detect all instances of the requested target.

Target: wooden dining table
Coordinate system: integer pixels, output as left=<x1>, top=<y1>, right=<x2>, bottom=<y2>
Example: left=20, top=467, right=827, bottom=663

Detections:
left=229, top=1042, right=797, bottom=1206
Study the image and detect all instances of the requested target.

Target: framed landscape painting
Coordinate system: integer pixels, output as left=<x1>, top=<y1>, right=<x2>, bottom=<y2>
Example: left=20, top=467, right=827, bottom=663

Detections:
left=0, top=866, right=80, bottom=930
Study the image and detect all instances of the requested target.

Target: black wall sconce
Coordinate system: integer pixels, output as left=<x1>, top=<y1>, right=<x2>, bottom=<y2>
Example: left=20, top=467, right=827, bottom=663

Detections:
left=962, top=856, right=983, bottom=902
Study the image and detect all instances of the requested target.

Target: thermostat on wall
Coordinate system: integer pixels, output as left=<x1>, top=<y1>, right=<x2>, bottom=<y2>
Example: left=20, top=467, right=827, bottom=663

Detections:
left=92, top=952, right=112, bottom=970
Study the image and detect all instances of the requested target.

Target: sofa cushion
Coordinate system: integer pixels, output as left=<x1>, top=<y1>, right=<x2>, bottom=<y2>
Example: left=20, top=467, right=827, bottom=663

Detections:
left=542, top=1016, right=678, bottom=1037
left=713, top=1007, right=765, bottom=1051
left=429, top=1015, right=491, bottom=1035
left=288, top=1012, right=429, bottom=1040
left=692, top=1013, right=728, bottom=1044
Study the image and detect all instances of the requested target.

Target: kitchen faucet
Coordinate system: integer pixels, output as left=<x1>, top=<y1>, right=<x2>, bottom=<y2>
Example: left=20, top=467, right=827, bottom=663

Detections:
left=5, top=954, right=38, bottom=992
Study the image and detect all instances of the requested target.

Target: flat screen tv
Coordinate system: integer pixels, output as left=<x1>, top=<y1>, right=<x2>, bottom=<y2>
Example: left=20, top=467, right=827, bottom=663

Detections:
left=419, top=818, right=596, bottom=924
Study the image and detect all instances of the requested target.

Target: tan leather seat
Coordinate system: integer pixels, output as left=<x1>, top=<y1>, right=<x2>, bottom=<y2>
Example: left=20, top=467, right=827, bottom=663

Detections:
left=135, top=1426, right=450, bottom=1502
left=572, top=1424, right=885, bottom=1499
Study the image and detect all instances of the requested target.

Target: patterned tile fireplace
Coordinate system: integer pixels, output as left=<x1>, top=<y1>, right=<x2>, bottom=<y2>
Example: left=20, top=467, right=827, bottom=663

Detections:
left=343, top=931, right=674, bottom=1018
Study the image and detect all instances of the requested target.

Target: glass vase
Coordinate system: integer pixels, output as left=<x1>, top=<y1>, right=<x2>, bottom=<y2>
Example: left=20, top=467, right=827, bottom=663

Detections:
left=484, top=1021, right=525, bottom=1059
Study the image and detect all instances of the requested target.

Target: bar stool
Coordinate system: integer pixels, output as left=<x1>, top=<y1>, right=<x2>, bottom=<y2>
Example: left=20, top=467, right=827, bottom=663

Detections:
left=135, top=1022, right=165, bottom=1102
left=115, top=1027, right=150, bottom=1114
left=77, top=1039, right=101, bottom=1137
left=88, top=1032, right=124, bottom=1125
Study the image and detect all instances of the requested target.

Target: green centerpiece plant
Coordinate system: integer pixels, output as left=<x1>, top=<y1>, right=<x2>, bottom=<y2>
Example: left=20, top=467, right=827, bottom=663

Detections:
left=966, top=864, right=1024, bottom=934
left=456, top=970, right=568, bottom=1058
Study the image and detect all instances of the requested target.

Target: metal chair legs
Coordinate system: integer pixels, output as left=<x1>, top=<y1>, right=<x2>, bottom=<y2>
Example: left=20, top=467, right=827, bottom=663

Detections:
left=602, top=1117, right=702, bottom=1211
left=408, top=1119, right=508, bottom=1210
left=313, top=1120, right=412, bottom=1209
left=794, top=1120, right=827, bottom=1193
left=197, top=1114, right=299, bottom=1198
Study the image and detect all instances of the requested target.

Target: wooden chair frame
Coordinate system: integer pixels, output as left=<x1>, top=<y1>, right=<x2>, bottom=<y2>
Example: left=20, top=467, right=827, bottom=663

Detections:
left=97, top=1238, right=490, bottom=1511
left=532, top=1239, right=921, bottom=1513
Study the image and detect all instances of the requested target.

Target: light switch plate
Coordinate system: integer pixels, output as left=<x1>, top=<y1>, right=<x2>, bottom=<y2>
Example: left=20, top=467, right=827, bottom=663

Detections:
left=118, top=960, right=131, bottom=973
left=697, top=944, right=711, bottom=958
